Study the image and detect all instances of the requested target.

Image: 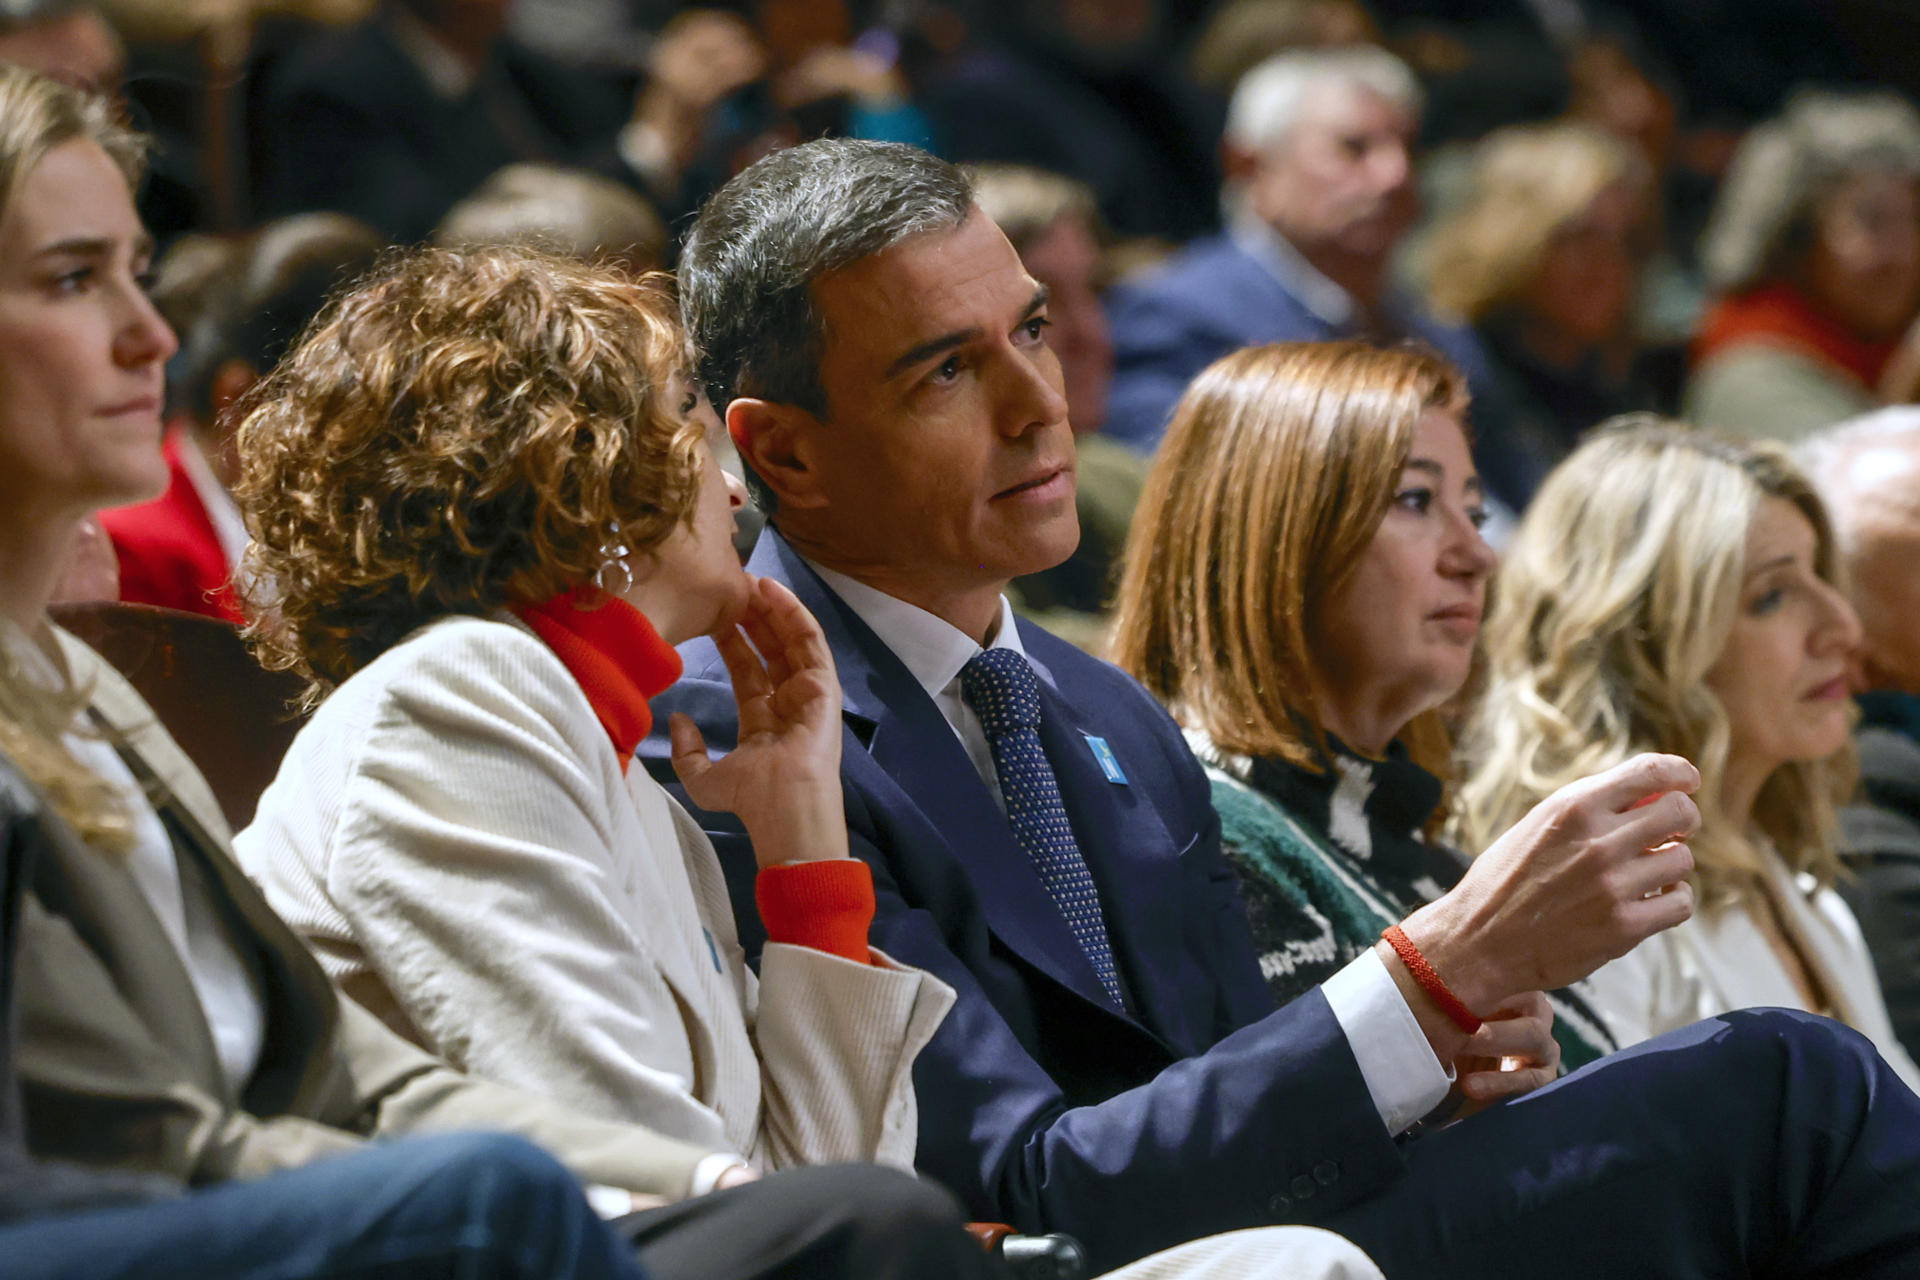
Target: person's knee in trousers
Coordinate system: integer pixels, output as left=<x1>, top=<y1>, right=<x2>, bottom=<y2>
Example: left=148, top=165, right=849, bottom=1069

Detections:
left=390, top=1132, right=645, bottom=1280
left=790, top=1164, right=999, bottom=1277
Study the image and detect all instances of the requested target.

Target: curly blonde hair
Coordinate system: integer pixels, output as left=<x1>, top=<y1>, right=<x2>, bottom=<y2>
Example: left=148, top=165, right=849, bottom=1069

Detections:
left=1453, top=418, right=1854, bottom=908
left=235, top=244, right=701, bottom=704
left=1109, top=340, right=1467, bottom=779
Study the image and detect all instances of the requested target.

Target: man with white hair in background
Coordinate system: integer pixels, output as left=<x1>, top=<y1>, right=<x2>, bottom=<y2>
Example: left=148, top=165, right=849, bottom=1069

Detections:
left=1102, top=46, right=1507, bottom=473
left=1804, top=407, right=1920, bottom=1061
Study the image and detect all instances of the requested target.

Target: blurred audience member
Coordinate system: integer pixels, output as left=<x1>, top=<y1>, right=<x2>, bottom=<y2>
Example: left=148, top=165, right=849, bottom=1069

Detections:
left=1422, top=122, right=1658, bottom=504
left=1104, top=47, right=1511, bottom=502
left=435, top=161, right=668, bottom=269
left=917, top=0, right=1220, bottom=242
left=1110, top=341, right=1617, bottom=1072
left=0, top=0, right=119, bottom=90
left=1803, top=408, right=1920, bottom=1059
left=1187, top=0, right=1376, bottom=96
left=257, top=1, right=757, bottom=241
left=969, top=163, right=1136, bottom=647
left=98, top=212, right=384, bottom=621
left=1456, top=420, right=1920, bottom=1090
left=1688, top=91, right=1920, bottom=443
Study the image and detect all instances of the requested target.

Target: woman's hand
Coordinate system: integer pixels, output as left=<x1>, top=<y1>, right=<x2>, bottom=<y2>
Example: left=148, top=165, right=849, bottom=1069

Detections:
left=669, top=576, right=850, bottom=869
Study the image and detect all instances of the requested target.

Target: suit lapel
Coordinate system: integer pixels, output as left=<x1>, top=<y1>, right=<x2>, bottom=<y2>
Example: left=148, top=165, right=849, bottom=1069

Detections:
left=757, top=535, right=1131, bottom=1016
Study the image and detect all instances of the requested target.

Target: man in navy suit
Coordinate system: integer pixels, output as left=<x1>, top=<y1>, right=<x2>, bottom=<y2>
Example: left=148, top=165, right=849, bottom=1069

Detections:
left=1101, top=46, right=1526, bottom=506
left=645, top=137, right=1920, bottom=1277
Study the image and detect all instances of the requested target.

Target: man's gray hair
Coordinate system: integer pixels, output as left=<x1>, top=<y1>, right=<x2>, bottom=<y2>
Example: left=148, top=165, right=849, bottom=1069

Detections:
left=1223, top=45, right=1423, bottom=156
left=1701, top=90, right=1920, bottom=295
left=1799, top=406, right=1920, bottom=552
left=680, top=138, right=974, bottom=424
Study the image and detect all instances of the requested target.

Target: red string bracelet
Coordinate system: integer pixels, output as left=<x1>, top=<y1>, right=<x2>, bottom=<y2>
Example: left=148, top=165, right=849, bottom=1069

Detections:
left=1381, top=924, right=1483, bottom=1034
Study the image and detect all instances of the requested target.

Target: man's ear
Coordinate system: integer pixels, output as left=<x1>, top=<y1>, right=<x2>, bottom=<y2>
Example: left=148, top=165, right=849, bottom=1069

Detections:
left=1220, top=140, right=1259, bottom=186
left=726, top=397, right=829, bottom=509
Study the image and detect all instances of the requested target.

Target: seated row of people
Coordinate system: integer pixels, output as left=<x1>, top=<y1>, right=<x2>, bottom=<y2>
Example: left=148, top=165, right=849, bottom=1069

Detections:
left=0, top=61, right=1382, bottom=1280
left=8, top=64, right=1920, bottom=1279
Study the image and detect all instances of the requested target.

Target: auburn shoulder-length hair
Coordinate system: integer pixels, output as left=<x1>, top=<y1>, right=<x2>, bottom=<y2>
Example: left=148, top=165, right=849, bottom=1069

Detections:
left=1109, top=340, right=1467, bottom=776
left=235, top=244, right=702, bottom=705
left=1452, top=418, right=1854, bottom=908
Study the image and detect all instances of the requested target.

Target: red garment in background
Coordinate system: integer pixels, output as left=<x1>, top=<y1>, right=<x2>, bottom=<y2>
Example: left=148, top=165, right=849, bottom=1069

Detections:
left=98, top=432, right=244, bottom=624
left=1692, top=282, right=1900, bottom=391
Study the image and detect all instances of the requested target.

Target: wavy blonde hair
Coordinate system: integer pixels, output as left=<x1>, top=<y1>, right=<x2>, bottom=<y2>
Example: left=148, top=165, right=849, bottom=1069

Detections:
left=235, top=244, right=701, bottom=704
left=0, top=65, right=149, bottom=854
left=1453, top=418, right=1853, bottom=907
left=1109, top=340, right=1466, bottom=777
left=1422, top=121, right=1647, bottom=324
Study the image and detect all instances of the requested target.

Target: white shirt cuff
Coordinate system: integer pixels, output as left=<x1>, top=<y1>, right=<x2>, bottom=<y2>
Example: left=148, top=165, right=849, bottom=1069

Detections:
left=584, top=1183, right=636, bottom=1219
left=689, top=1152, right=748, bottom=1197
left=1322, top=948, right=1453, bottom=1135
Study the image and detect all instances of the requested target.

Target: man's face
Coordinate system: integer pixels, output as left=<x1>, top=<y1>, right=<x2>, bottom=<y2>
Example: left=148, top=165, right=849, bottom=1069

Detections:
left=793, top=209, right=1078, bottom=599
left=1245, top=81, right=1417, bottom=261
left=1840, top=442, right=1920, bottom=693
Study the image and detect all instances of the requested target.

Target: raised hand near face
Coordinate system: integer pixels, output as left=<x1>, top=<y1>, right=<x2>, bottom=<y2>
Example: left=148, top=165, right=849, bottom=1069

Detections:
left=669, top=575, right=850, bottom=869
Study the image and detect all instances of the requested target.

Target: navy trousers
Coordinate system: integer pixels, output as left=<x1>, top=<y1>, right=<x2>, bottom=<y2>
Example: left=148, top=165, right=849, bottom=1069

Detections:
left=0, top=1133, right=648, bottom=1280
left=1332, top=1009, right=1920, bottom=1279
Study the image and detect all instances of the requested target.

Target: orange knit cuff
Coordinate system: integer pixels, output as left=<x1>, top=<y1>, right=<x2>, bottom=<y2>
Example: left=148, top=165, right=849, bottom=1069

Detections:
left=756, top=860, right=876, bottom=965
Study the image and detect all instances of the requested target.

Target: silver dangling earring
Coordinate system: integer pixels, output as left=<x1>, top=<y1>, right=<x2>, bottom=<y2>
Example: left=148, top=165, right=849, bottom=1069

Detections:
left=594, top=521, right=635, bottom=596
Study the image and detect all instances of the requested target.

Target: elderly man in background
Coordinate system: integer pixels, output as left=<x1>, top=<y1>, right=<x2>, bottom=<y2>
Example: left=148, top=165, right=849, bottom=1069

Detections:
left=1102, top=47, right=1506, bottom=480
left=1805, top=407, right=1920, bottom=1060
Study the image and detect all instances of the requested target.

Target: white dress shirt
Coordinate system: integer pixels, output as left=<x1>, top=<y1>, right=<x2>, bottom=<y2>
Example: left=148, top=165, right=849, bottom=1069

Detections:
left=805, top=561, right=1452, bottom=1133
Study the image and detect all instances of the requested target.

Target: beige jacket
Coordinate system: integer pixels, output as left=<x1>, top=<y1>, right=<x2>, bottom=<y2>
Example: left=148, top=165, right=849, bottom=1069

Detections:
left=235, top=614, right=952, bottom=1174
left=14, top=626, right=715, bottom=1197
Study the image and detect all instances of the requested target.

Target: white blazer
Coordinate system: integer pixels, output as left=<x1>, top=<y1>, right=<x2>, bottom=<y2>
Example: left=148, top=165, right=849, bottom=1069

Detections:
left=235, top=614, right=953, bottom=1176
left=1580, top=846, right=1920, bottom=1091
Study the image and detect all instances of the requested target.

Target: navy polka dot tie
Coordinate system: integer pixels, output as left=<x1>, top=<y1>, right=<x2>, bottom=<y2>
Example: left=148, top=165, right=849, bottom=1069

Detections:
left=961, top=648, right=1125, bottom=1007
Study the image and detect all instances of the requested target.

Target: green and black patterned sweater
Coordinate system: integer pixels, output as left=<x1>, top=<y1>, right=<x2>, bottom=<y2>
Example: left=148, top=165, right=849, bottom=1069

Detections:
left=1196, top=733, right=1617, bottom=1073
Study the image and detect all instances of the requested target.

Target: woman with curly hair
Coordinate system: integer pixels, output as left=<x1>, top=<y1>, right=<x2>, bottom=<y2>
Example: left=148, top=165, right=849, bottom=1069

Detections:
left=1454, top=419, right=1920, bottom=1088
left=231, top=243, right=959, bottom=1190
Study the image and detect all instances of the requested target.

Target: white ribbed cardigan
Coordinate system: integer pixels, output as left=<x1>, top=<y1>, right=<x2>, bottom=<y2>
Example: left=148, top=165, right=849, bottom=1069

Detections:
left=234, top=614, right=953, bottom=1174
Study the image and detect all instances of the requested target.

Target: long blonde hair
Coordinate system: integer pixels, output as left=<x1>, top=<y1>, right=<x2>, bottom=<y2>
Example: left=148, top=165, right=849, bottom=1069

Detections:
left=0, top=65, right=149, bottom=853
left=1109, top=340, right=1466, bottom=776
left=1453, top=418, right=1853, bottom=906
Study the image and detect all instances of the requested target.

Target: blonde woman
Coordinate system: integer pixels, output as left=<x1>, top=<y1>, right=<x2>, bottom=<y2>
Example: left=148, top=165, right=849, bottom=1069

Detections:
left=1421, top=122, right=1657, bottom=505
left=1456, top=418, right=1920, bottom=1088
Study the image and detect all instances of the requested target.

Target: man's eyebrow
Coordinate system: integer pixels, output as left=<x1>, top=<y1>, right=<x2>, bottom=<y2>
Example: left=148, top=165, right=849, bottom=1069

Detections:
left=881, top=285, right=1054, bottom=380
left=883, top=326, right=980, bottom=380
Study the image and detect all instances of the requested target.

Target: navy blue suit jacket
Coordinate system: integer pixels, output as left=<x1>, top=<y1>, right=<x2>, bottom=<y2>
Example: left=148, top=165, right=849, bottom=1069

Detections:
left=642, top=532, right=1405, bottom=1269
left=1104, top=236, right=1512, bottom=488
